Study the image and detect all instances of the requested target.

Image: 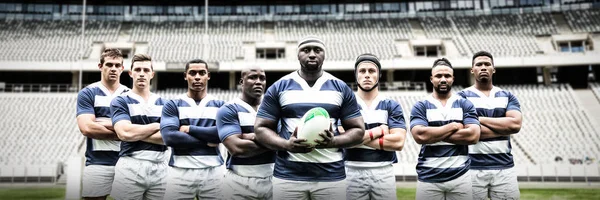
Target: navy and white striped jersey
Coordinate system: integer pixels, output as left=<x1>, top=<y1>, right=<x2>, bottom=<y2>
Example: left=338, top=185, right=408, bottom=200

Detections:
left=76, top=82, right=129, bottom=166
left=410, top=94, right=479, bottom=183
left=345, top=94, right=406, bottom=168
left=458, top=86, right=521, bottom=170
left=217, top=98, right=276, bottom=178
left=160, top=93, right=225, bottom=169
left=257, top=71, right=362, bottom=182
left=110, top=91, right=168, bottom=162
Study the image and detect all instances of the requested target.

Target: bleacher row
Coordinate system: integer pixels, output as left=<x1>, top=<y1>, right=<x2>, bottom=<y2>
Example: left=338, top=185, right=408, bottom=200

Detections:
left=1, top=84, right=600, bottom=182
left=1, top=10, right=599, bottom=62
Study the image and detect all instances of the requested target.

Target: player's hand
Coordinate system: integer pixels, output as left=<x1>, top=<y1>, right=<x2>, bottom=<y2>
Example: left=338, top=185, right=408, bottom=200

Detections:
left=449, top=122, right=464, bottom=131
left=241, top=133, right=256, bottom=141
left=379, top=124, right=390, bottom=135
left=95, top=119, right=114, bottom=131
left=207, top=143, right=219, bottom=147
left=287, top=127, right=313, bottom=153
left=315, top=125, right=335, bottom=148
left=179, top=125, right=190, bottom=133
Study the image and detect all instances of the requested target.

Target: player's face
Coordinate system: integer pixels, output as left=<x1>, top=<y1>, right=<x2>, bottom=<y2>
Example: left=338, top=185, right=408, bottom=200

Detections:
left=431, top=65, right=454, bottom=95
left=241, top=69, right=266, bottom=99
left=129, top=61, right=154, bottom=89
left=472, top=56, right=495, bottom=83
left=298, top=46, right=324, bottom=72
left=356, top=62, right=379, bottom=91
left=99, top=57, right=124, bottom=82
left=185, top=63, right=210, bottom=92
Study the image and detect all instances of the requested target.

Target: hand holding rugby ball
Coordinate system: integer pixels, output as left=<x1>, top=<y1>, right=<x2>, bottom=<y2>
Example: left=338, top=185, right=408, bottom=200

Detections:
left=296, top=107, right=331, bottom=147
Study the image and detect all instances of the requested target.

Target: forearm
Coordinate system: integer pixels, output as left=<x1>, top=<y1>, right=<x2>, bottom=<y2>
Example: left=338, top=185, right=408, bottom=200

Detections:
left=117, top=123, right=160, bottom=142
left=231, top=140, right=270, bottom=158
left=480, top=117, right=520, bottom=135
left=331, top=128, right=364, bottom=148
left=161, top=126, right=206, bottom=148
left=479, top=125, right=504, bottom=140
left=255, top=127, right=289, bottom=151
left=80, top=123, right=120, bottom=140
left=361, top=126, right=385, bottom=144
left=363, top=133, right=405, bottom=151
left=188, top=126, right=221, bottom=143
left=412, top=124, right=458, bottom=144
left=142, top=132, right=164, bottom=145
left=443, top=126, right=480, bottom=145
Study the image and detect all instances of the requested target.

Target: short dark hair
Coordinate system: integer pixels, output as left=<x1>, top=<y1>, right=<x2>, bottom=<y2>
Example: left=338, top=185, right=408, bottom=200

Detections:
left=472, top=51, right=494, bottom=66
left=185, top=59, right=209, bottom=72
left=432, top=58, right=452, bottom=69
left=100, top=48, right=123, bottom=65
left=130, top=54, right=152, bottom=70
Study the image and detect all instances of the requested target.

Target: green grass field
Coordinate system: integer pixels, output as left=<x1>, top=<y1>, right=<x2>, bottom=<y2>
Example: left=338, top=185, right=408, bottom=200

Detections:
left=0, top=186, right=599, bottom=200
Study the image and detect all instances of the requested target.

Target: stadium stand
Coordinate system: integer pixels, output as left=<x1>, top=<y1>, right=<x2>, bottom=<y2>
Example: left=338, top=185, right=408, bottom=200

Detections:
left=0, top=19, right=119, bottom=61
left=505, top=84, right=600, bottom=165
left=274, top=19, right=412, bottom=60
left=564, top=9, right=600, bottom=33
left=590, top=82, right=600, bottom=102
left=0, top=93, right=79, bottom=182
left=452, top=13, right=557, bottom=57
left=130, top=21, right=262, bottom=62
left=419, top=17, right=469, bottom=56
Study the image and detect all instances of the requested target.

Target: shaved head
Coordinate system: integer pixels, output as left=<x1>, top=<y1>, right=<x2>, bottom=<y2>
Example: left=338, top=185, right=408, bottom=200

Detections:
left=241, top=66, right=264, bottom=78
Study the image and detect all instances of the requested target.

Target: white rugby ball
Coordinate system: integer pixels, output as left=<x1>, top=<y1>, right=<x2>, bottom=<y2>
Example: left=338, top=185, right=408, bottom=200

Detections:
left=297, top=107, right=331, bottom=147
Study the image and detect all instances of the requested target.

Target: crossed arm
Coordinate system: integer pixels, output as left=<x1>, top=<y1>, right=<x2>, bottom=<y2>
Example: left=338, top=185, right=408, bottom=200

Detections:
left=77, top=115, right=120, bottom=140
left=114, top=121, right=163, bottom=145
left=340, top=125, right=406, bottom=151
left=478, top=110, right=522, bottom=139
left=222, top=133, right=269, bottom=158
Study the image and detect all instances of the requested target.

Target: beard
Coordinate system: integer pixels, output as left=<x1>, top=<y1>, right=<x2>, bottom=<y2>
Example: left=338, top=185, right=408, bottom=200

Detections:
left=434, top=84, right=452, bottom=94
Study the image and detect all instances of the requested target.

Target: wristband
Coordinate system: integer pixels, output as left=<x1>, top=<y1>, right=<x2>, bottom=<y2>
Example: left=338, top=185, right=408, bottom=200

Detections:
left=379, top=135, right=384, bottom=150
left=380, top=126, right=385, bottom=135
left=369, top=130, right=374, bottom=140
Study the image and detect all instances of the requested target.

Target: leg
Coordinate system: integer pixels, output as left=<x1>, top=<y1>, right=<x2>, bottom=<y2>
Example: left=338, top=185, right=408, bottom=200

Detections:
left=197, top=166, right=225, bottom=200
left=272, top=177, right=310, bottom=200
left=471, top=169, right=492, bottom=200
left=346, top=168, right=370, bottom=200
left=489, top=168, right=520, bottom=200
left=257, top=176, right=273, bottom=200
left=163, top=167, right=198, bottom=200
left=222, top=170, right=255, bottom=200
left=143, top=162, right=167, bottom=200
left=447, top=172, right=473, bottom=200
left=311, top=179, right=347, bottom=200
left=82, top=165, right=115, bottom=200
left=110, top=157, right=146, bottom=200
left=415, top=181, right=445, bottom=200
left=370, top=166, right=397, bottom=200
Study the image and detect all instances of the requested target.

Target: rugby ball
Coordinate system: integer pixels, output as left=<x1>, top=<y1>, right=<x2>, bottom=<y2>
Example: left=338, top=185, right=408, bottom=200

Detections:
left=297, top=107, right=331, bottom=147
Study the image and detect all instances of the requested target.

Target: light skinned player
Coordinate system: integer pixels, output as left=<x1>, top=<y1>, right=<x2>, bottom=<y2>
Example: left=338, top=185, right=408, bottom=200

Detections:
left=341, top=54, right=407, bottom=200
left=254, top=36, right=365, bottom=200
left=410, top=58, right=481, bottom=200
left=76, top=48, right=129, bottom=200
left=160, top=59, right=225, bottom=199
left=457, top=51, right=523, bottom=200
left=217, top=66, right=276, bottom=200
left=109, top=54, right=167, bottom=200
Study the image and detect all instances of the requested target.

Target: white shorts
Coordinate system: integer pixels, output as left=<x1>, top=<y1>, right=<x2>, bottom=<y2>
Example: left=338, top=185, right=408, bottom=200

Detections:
left=110, top=156, right=167, bottom=200
left=223, top=169, right=273, bottom=200
left=471, top=167, right=520, bottom=200
left=163, top=166, right=225, bottom=200
left=416, top=171, right=472, bottom=200
left=346, top=165, right=396, bottom=200
left=272, top=177, right=347, bottom=200
left=82, top=165, right=115, bottom=198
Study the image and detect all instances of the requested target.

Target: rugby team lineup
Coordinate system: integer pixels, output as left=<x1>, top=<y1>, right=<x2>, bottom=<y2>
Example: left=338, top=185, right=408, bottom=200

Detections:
left=1, top=1, right=599, bottom=199
left=75, top=36, right=522, bottom=200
